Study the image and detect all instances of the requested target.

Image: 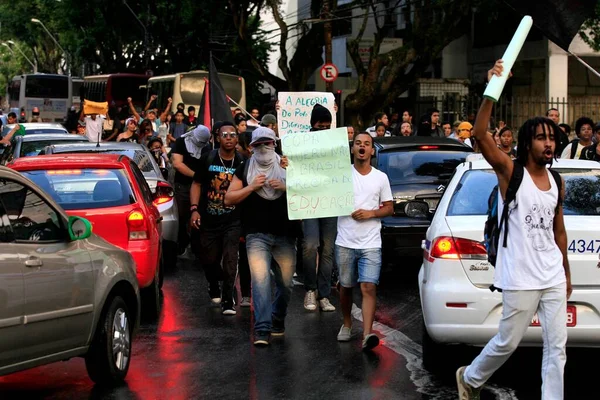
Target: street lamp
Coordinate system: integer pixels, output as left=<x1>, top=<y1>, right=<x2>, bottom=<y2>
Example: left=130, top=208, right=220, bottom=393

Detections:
left=6, top=40, right=36, bottom=72
left=1, top=42, right=15, bottom=55
left=31, top=18, right=69, bottom=74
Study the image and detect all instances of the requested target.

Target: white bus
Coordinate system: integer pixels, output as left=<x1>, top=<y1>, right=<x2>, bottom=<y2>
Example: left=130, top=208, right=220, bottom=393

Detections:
left=8, top=74, right=72, bottom=122
left=71, top=77, right=84, bottom=110
left=147, top=70, right=246, bottom=114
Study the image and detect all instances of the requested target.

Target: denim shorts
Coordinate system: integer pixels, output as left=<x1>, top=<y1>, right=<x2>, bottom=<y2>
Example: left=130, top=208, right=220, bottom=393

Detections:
left=335, top=245, right=382, bottom=287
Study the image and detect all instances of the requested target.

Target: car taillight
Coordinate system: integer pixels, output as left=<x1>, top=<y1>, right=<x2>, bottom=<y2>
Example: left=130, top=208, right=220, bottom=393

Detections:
left=153, top=181, right=174, bottom=206
left=419, top=145, right=439, bottom=150
left=429, top=236, right=487, bottom=260
left=127, top=209, right=148, bottom=240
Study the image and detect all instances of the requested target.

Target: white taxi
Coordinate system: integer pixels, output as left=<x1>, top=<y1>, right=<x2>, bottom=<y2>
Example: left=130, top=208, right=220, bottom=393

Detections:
left=418, top=159, right=600, bottom=367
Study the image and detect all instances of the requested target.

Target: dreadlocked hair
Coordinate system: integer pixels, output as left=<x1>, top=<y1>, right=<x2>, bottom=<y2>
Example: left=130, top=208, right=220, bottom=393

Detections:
left=516, top=117, right=559, bottom=166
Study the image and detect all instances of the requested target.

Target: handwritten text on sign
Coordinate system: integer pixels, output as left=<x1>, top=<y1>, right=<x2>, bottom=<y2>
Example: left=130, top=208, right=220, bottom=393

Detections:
left=282, top=127, right=354, bottom=220
left=277, top=92, right=336, bottom=137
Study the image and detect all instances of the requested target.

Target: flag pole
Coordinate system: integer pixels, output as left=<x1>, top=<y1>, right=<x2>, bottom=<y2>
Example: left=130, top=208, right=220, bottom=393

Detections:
left=568, top=51, right=600, bottom=80
left=226, top=95, right=259, bottom=123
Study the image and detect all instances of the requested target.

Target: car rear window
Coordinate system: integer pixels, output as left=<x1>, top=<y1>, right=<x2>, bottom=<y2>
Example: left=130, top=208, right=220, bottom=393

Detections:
left=20, top=140, right=86, bottom=157
left=25, top=129, right=68, bottom=135
left=21, top=169, right=136, bottom=210
left=54, top=149, right=155, bottom=173
left=380, top=150, right=468, bottom=185
left=447, top=168, right=600, bottom=216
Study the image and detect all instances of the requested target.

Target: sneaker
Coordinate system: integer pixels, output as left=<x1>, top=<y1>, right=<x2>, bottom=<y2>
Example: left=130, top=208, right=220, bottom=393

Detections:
left=319, top=298, right=336, bottom=312
left=253, top=331, right=270, bottom=346
left=304, top=290, right=317, bottom=311
left=222, top=303, right=236, bottom=316
left=240, top=297, right=251, bottom=307
left=272, top=318, right=285, bottom=336
left=208, top=283, right=221, bottom=305
left=456, top=366, right=481, bottom=400
left=337, top=325, right=352, bottom=342
left=362, top=333, right=380, bottom=351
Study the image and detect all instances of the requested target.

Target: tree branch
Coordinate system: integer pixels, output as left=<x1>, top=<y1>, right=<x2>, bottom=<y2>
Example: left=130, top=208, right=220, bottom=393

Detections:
left=266, top=0, right=292, bottom=83
left=347, top=3, right=371, bottom=83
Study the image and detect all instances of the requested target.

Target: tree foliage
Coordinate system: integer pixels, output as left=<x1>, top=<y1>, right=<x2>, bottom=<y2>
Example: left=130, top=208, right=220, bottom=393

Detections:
left=0, top=0, right=271, bottom=106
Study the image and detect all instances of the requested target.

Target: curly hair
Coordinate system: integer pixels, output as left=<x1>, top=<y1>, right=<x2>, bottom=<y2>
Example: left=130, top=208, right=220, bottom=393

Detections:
left=516, top=117, right=559, bottom=165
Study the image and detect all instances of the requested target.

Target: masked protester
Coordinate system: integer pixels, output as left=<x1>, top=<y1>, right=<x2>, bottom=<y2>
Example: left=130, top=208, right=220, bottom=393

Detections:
left=225, top=127, right=301, bottom=346
left=172, top=125, right=211, bottom=255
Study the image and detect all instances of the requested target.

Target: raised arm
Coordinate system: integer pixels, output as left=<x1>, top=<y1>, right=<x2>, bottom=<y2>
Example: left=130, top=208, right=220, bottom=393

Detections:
left=474, top=60, right=513, bottom=184
left=127, top=97, right=141, bottom=122
left=160, top=97, right=172, bottom=123
left=144, top=95, right=157, bottom=113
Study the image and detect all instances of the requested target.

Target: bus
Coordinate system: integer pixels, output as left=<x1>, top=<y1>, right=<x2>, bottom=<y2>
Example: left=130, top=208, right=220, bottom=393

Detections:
left=83, top=73, right=149, bottom=111
left=147, top=71, right=246, bottom=114
left=8, top=74, right=72, bottom=122
left=71, top=77, right=84, bottom=110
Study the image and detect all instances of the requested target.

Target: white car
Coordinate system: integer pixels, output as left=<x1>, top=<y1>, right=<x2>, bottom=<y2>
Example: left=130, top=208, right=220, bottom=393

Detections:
left=418, top=159, right=600, bottom=368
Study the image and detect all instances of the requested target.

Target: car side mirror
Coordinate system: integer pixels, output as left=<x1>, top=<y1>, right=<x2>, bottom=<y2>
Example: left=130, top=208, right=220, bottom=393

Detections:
left=404, top=201, right=431, bottom=219
left=68, top=216, right=93, bottom=241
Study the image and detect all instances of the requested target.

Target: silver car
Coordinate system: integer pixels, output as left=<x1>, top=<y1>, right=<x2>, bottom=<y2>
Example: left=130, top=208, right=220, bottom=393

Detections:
left=0, top=165, right=140, bottom=384
left=43, top=142, right=179, bottom=266
left=0, top=133, right=89, bottom=165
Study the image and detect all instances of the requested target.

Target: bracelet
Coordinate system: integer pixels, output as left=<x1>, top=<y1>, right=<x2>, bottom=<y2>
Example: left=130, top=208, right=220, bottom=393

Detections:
left=190, top=205, right=198, bottom=212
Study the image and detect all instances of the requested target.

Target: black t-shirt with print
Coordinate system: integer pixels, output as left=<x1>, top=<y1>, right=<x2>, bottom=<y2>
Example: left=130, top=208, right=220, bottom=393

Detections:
left=193, top=150, right=243, bottom=226
left=172, top=137, right=205, bottom=186
left=580, top=143, right=600, bottom=162
left=234, top=160, right=300, bottom=238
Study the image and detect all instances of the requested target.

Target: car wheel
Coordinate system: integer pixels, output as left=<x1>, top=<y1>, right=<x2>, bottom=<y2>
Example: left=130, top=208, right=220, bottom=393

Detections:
left=141, top=267, right=161, bottom=321
left=162, top=240, right=178, bottom=270
left=85, top=296, right=132, bottom=385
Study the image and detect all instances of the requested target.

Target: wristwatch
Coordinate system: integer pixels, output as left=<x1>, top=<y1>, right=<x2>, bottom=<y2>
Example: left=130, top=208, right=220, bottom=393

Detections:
left=190, top=204, right=198, bottom=212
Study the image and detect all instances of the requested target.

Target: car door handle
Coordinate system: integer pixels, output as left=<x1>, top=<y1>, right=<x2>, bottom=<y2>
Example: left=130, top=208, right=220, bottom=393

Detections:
left=24, top=257, right=43, bottom=267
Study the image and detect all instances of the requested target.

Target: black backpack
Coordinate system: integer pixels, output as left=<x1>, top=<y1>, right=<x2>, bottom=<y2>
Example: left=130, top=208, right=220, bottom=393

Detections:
left=483, top=162, right=562, bottom=268
left=569, top=139, right=580, bottom=159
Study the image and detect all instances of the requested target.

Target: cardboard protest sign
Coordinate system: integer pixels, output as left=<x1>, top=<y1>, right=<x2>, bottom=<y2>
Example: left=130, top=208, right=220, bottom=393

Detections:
left=277, top=92, right=336, bottom=137
left=282, top=127, right=354, bottom=220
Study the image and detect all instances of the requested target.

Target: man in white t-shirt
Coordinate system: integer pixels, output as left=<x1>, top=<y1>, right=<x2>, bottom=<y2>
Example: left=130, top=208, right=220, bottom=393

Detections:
left=79, top=108, right=105, bottom=143
left=336, top=132, right=393, bottom=351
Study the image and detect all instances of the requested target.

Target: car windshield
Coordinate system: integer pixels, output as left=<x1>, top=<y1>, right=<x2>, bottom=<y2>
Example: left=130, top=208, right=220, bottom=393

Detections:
left=447, top=168, right=600, bottom=216
left=21, top=169, right=136, bottom=210
left=55, top=149, right=156, bottom=174
left=381, top=150, right=468, bottom=185
left=20, top=140, right=86, bottom=157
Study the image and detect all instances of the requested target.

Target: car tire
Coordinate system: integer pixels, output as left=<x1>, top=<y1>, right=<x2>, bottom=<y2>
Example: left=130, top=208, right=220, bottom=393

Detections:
left=141, top=267, right=161, bottom=321
left=85, top=296, right=132, bottom=385
left=162, top=240, right=178, bottom=270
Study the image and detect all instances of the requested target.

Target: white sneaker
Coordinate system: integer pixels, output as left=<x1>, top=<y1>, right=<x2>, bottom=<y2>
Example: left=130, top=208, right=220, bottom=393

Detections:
left=240, top=297, right=251, bottom=307
left=304, top=290, right=317, bottom=311
left=337, top=325, right=352, bottom=342
left=319, top=298, right=336, bottom=312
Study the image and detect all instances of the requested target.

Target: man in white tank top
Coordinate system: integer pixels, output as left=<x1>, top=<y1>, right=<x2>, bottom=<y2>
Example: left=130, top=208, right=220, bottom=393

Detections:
left=456, top=60, right=572, bottom=400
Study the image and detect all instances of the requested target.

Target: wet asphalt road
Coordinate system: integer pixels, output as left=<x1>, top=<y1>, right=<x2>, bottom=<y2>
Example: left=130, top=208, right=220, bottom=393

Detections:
left=0, top=257, right=597, bottom=400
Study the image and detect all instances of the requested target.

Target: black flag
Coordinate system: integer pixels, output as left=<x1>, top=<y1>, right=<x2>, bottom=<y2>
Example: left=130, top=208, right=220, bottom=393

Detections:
left=199, top=54, right=234, bottom=128
left=503, top=0, right=597, bottom=52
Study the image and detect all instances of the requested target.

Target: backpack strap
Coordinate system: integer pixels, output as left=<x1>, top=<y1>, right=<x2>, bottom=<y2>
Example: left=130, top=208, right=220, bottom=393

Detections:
left=549, top=169, right=563, bottom=211
left=500, top=162, right=524, bottom=248
left=570, top=139, right=579, bottom=159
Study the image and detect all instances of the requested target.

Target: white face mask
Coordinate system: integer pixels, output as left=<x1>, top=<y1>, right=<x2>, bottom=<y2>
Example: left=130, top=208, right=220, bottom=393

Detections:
left=253, top=145, right=276, bottom=166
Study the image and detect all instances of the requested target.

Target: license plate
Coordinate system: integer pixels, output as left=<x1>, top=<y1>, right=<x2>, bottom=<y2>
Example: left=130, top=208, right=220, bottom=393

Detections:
left=531, top=305, right=576, bottom=327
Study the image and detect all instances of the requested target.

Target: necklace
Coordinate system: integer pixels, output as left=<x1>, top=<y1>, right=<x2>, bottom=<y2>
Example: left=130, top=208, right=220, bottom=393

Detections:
left=218, top=151, right=235, bottom=169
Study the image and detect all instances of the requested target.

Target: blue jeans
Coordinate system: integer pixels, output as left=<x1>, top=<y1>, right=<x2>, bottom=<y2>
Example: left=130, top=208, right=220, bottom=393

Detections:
left=335, top=246, right=382, bottom=287
left=302, top=217, right=337, bottom=299
left=246, top=233, right=297, bottom=333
